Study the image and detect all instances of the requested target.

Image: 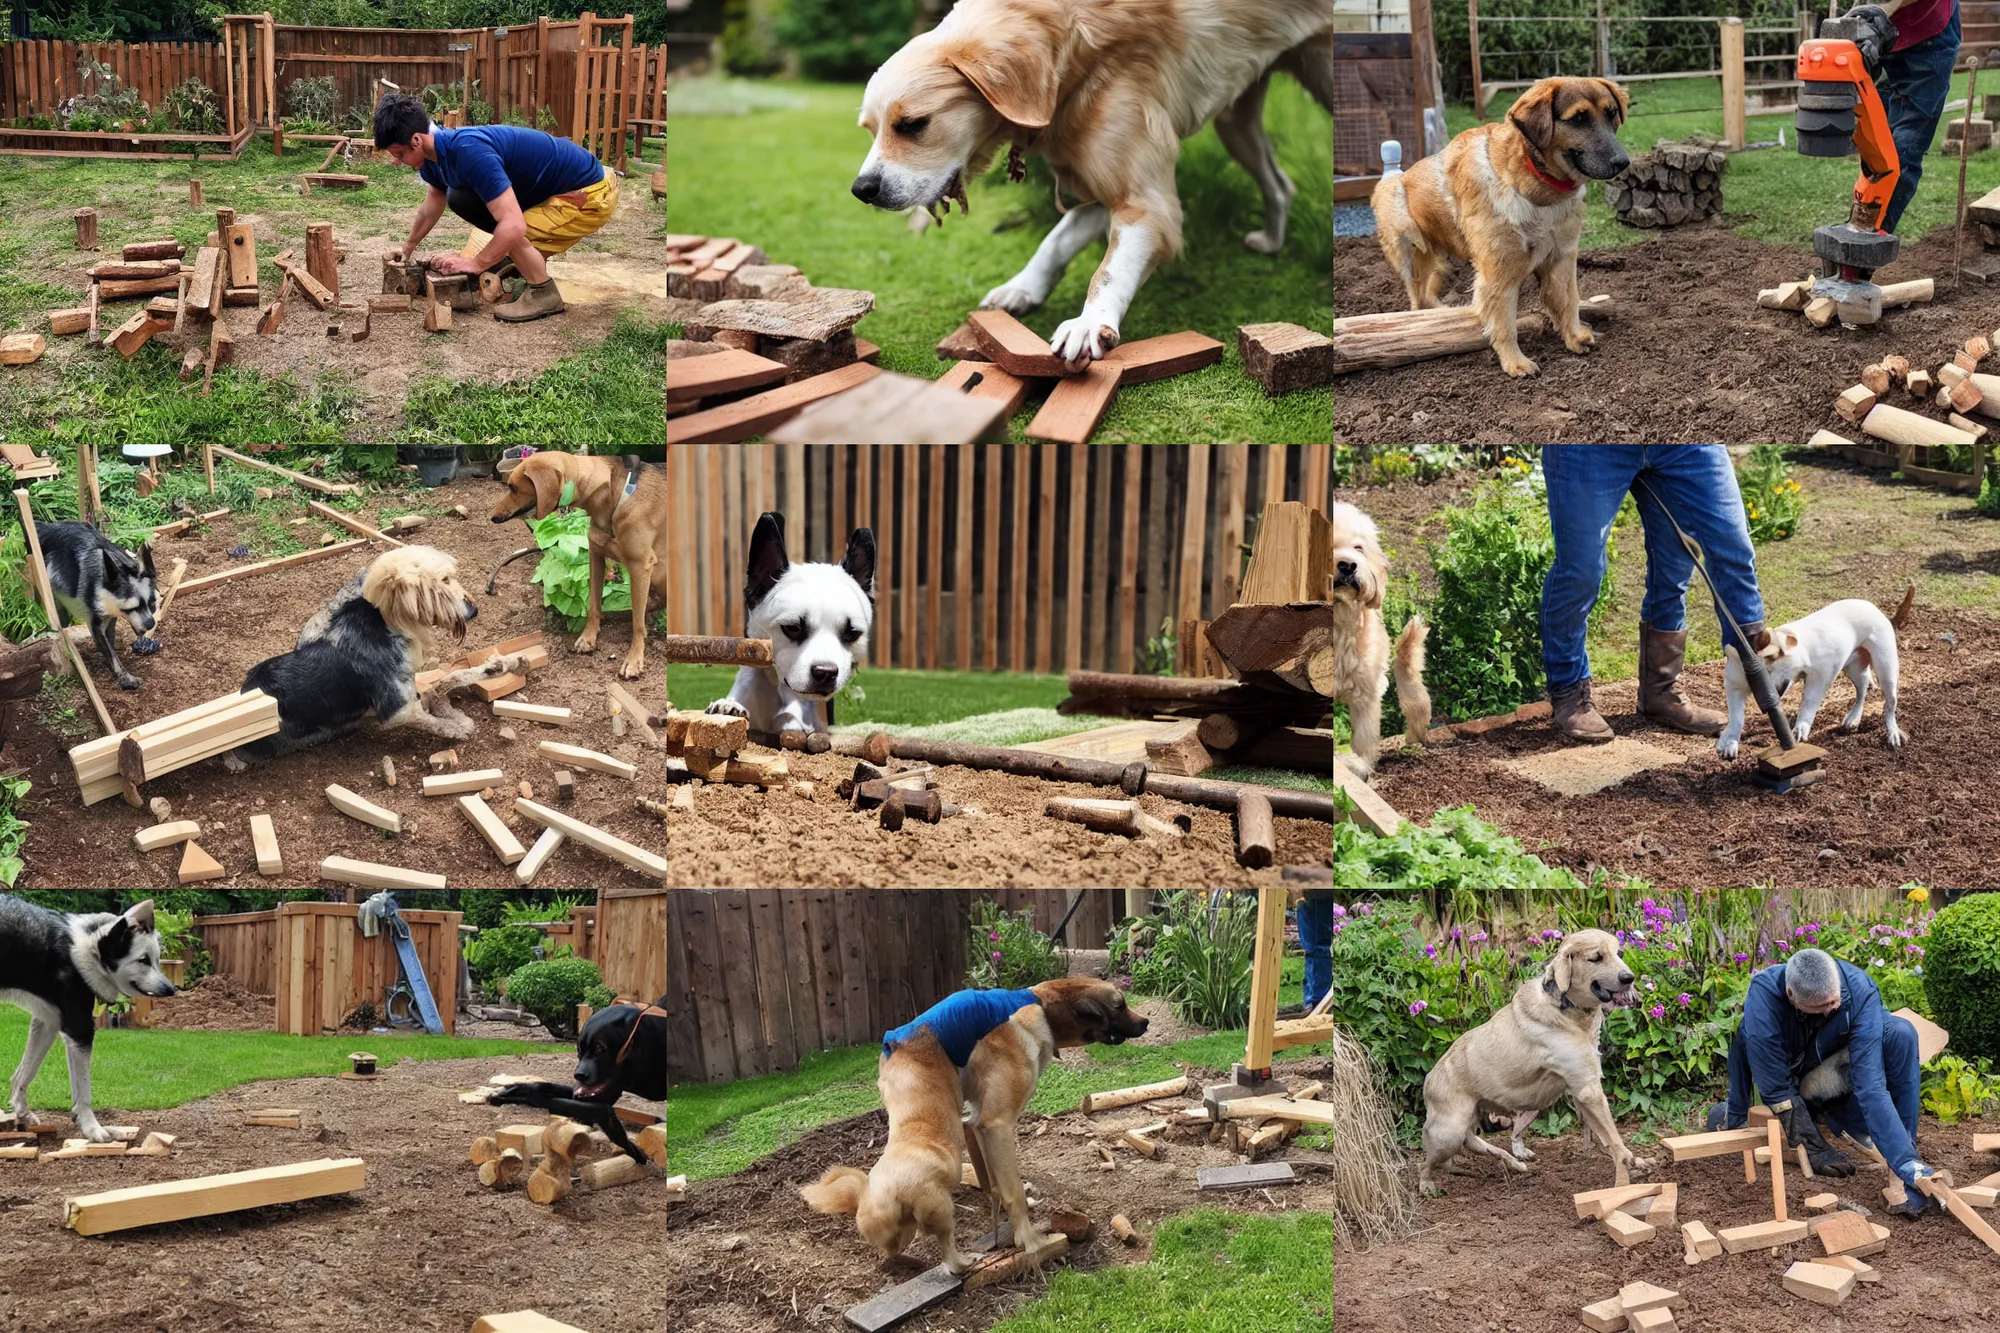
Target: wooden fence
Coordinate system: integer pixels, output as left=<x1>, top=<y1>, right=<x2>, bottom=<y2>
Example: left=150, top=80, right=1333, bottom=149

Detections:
left=665, top=445, right=1337, bottom=679
left=539, top=901, right=598, bottom=963
left=192, top=902, right=462, bottom=1036
left=596, top=886, right=666, bottom=1003
left=665, top=889, right=1127, bottom=1084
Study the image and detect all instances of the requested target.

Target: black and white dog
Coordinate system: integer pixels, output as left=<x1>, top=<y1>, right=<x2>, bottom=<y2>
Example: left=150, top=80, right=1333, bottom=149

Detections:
left=489, top=998, right=667, bottom=1164
left=21, top=520, right=159, bottom=690
left=705, top=512, right=876, bottom=735
left=1, top=896, right=176, bottom=1142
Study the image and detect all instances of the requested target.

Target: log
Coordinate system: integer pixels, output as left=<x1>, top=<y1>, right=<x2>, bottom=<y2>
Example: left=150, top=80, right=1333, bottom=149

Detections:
left=1044, top=797, right=1181, bottom=838
left=305, top=223, right=339, bottom=302
left=122, top=240, right=185, bottom=261
left=74, top=208, right=98, bottom=250
left=1880, top=278, right=1934, bottom=309
left=47, top=307, right=92, bottom=336
left=64, top=1158, right=366, bottom=1235
left=0, top=333, right=45, bottom=366
left=1860, top=402, right=1979, bottom=448
left=1331, top=297, right=1613, bottom=373
left=1235, top=789, right=1275, bottom=868
left=1238, top=322, right=1337, bottom=396
left=1079, top=1075, right=1189, bottom=1114
left=660, top=634, right=773, bottom=666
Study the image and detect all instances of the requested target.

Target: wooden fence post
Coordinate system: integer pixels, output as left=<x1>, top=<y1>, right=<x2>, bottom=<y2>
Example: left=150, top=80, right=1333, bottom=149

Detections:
left=1721, top=17, right=1746, bottom=152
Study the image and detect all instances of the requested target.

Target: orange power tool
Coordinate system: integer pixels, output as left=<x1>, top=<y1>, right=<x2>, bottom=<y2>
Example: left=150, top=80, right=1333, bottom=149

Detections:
left=1796, top=16, right=1901, bottom=323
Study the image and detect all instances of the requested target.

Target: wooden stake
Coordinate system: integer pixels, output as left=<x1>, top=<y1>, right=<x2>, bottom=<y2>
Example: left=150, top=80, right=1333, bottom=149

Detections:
left=1235, top=789, right=1275, bottom=868
left=189, top=178, right=203, bottom=208
left=74, top=208, right=98, bottom=250
left=1769, top=1116, right=1787, bottom=1222
left=305, top=222, right=339, bottom=301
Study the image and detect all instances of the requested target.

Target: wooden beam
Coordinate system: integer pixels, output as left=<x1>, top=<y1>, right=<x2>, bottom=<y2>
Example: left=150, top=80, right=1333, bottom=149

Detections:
left=457, top=794, right=526, bottom=865
left=513, top=798, right=663, bottom=879
left=14, top=487, right=116, bottom=736
left=419, top=769, right=506, bottom=796
left=307, top=500, right=405, bottom=547
left=176, top=538, right=370, bottom=594
left=208, top=444, right=357, bottom=495
left=492, top=700, right=571, bottom=726
left=65, top=1157, right=366, bottom=1235
left=319, top=855, right=446, bottom=891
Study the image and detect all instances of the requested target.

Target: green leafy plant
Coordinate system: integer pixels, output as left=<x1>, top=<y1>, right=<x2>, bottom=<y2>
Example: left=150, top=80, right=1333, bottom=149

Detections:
left=0, top=773, right=30, bottom=887
left=1141, top=617, right=1176, bottom=676
left=504, top=957, right=612, bottom=1039
left=776, top=0, right=919, bottom=81
left=467, top=923, right=542, bottom=988
left=529, top=508, right=631, bottom=630
left=1127, top=891, right=1258, bottom=1030
left=1925, top=893, right=2000, bottom=1062
left=1737, top=444, right=1806, bottom=543
left=160, top=78, right=223, bottom=135
left=286, top=75, right=339, bottom=127
left=503, top=893, right=590, bottom=926
left=58, top=56, right=145, bottom=132
left=1919, top=1054, right=2000, bottom=1124
left=965, top=902, right=1067, bottom=989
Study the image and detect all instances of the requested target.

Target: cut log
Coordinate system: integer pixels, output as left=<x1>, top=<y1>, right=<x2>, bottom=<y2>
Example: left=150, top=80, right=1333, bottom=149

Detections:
left=1238, top=322, right=1336, bottom=395
left=1880, top=278, right=1934, bottom=309
left=122, top=240, right=185, bottom=261
left=47, top=307, right=92, bottom=336
left=1835, top=384, right=1877, bottom=422
left=1079, top=1075, right=1189, bottom=1114
left=74, top=208, right=98, bottom=250
left=1235, top=789, right=1275, bottom=869
left=1860, top=402, right=1978, bottom=448
left=0, top=333, right=46, bottom=366
left=64, top=1158, right=366, bottom=1235
left=305, top=223, right=339, bottom=301
left=1331, top=298, right=1613, bottom=373
left=693, top=288, right=875, bottom=343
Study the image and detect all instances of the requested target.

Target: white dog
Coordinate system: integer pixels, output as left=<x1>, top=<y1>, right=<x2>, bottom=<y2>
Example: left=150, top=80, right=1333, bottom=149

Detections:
left=1717, top=588, right=1911, bottom=759
left=1326, top=501, right=1430, bottom=778
left=848, top=0, right=1335, bottom=364
left=706, top=512, right=876, bottom=736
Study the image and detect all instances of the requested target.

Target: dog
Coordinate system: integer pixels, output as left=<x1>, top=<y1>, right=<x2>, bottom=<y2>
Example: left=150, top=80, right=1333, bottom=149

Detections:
left=851, top=0, right=1334, bottom=364
left=1418, top=929, right=1650, bottom=1194
left=1325, top=501, right=1430, bottom=779
left=12, top=518, right=159, bottom=690
left=228, top=546, right=523, bottom=763
left=1717, top=585, right=1912, bottom=760
left=801, top=979, right=1148, bottom=1269
left=1372, top=77, right=1630, bottom=378
left=1, top=896, right=176, bottom=1143
left=489, top=997, right=666, bottom=1164
left=490, top=452, right=667, bottom=680
left=706, top=511, right=875, bottom=736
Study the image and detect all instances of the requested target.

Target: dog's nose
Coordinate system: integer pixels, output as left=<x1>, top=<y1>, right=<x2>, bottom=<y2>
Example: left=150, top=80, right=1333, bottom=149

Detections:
left=1618, top=971, right=1634, bottom=986
left=463, top=599, right=478, bottom=620
left=809, top=663, right=839, bottom=690
left=1337, top=559, right=1356, bottom=575
left=851, top=172, right=882, bottom=204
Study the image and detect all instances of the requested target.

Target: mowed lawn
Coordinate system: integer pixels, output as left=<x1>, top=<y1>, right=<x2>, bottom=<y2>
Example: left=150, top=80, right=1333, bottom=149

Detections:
left=666, top=79, right=1332, bottom=443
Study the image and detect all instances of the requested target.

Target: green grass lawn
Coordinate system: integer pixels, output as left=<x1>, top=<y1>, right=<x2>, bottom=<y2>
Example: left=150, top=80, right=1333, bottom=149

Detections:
left=990, top=1210, right=1332, bottom=1333
left=667, top=79, right=1331, bottom=443
left=1463, top=72, right=2000, bottom=252
left=0, top=1005, right=569, bottom=1112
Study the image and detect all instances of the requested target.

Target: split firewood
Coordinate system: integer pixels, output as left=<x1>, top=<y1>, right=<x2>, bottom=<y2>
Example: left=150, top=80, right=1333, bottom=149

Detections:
left=1907, top=368, right=1935, bottom=398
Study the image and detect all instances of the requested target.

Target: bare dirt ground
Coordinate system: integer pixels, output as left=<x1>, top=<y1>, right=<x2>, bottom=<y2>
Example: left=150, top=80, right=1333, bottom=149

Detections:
left=664, top=1058, right=1336, bottom=1333
left=0, top=1051, right=666, bottom=1333
left=663, top=749, right=1333, bottom=888
left=1338, top=1120, right=1997, bottom=1333
left=1336, top=222, right=2000, bottom=445
left=5, top=473, right=665, bottom=889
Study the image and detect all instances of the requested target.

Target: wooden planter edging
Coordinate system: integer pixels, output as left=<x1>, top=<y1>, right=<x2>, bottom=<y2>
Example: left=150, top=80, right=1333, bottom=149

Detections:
left=0, top=124, right=250, bottom=161
left=1812, top=438, right=1985, bottom=495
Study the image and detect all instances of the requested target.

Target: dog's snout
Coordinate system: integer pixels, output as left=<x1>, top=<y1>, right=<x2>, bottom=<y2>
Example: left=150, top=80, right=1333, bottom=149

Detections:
left=1618, top=971, right=1634, bottom=986
left=462, top=598, right=478, bottom=621
left=851, top=171, right=883, bottom=204
left=808, top=663, right=839, bottom=690
left=1337, top=559, right=1357, bottom=575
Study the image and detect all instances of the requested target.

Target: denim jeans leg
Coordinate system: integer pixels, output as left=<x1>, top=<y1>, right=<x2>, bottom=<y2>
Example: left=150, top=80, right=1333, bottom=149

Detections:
left=1881, top=1014, right=1922, bottom=1144
left=1296, top=898, right=1332, bottom=1010
left=1880, top=11, right=1961, bottom=233
left=1629, top=446, right=1766, bottom=650
left=1540, top=446, right=1644, bottom=693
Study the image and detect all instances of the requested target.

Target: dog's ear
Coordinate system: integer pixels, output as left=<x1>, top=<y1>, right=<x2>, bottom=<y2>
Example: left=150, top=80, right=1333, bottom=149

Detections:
left=841, top=526, right=877, bottom=599
left=526, top=458, right=565, bottom=518
left=745, top=512, right=790, bottom=612
left=126, top=899, right=156, bottom=933
left=1551, top=940, right=1577, bottom=998
left=138, top=539, right=157, bottom=577
left=1508, top=82, right=1557, bottom=153
left=1594, top=79, right=1629, bottom=128
left=943, top=31, right=1058, bottom=129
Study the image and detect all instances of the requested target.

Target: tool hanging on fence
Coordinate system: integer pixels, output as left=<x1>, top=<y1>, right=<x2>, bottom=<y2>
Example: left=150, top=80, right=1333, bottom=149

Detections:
left=358, top=892, right=445, bottom=1033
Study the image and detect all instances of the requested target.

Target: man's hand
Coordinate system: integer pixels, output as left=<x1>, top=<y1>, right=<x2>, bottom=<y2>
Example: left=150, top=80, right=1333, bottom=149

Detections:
left=1845, top=5, right=1898, bottom=74
left=424, top=252, right=482, bottom=276
left=1776, top=1102, right=1855, bottom=1176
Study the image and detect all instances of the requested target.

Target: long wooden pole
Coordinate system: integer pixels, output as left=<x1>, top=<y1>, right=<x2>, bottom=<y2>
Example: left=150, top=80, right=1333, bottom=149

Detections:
left=14, top=487, right=116, bottom=735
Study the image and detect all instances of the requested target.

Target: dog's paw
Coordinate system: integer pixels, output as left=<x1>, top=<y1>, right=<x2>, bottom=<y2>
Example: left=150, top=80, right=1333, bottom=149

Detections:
left=1716, top=736, right=1740, bottom=760
left=1885, top=721, right=1905, bottom=748
left=222, top=750, right=249, bottom=774
left=573, top=631, right=599, bottom=654
left=705, top=698, right=748, bottom=718
left=979, top=283, right=1044, bottom=315
left=1243, top=228, right=1284, bottom=255
left=1499, top=352, right=1540, bottom=378
left=78, top=1122, right=117, bottom=1144
left=116, top=674, right=142, bottom=691
left=1510, top=1145, right=1537, bottom=1163
left=1562, top=325, right=1597, bottom=354
left=1418, top=1178, right=1446, bottom=1198
left=618, top=655, right=647, bottom=681
left=1049, top=317, right=1119, bottom=365
left=1629, top=1155, right=1657, bottom=1177
left=488, top=653, right=529, bottom=675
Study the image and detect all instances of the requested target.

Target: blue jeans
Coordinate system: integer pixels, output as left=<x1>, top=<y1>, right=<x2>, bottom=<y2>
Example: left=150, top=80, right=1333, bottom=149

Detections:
left=1296, top=897, right=1332, bottom=1010
left=1722, top=1013, right=1922, bottom=1165
left=1881, top=7, right=1961, bottom=233
left=1541, top=446, right=1765, bottom=694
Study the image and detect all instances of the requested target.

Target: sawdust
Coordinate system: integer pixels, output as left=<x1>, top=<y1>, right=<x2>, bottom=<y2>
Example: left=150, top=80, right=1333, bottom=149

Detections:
left=1501, top=735, right=1688, bottom=798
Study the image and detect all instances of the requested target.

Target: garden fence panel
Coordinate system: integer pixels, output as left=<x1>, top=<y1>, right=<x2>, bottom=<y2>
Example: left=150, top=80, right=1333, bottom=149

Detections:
left=539, top=901, right=599, bottom=963
left=594, top=886, right=666, bottom=1003
left=191, top=902, right=460, bottom=1036
left=668, top=446, right=1337, bottom=682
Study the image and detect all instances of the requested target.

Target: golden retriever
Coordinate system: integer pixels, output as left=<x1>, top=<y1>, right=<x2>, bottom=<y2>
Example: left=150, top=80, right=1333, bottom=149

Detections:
left=1326, top=501, right=1429, bottom=779
left=1419, top=929, right=1652, bottom=1194
left=849, top=0, right=1335, bottom=364
left=1371, top=77, right=1630, bottom=378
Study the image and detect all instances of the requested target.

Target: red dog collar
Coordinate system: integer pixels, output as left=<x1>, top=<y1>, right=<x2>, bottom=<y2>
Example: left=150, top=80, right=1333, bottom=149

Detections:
left=1523, top=150, right=1579, bottom=193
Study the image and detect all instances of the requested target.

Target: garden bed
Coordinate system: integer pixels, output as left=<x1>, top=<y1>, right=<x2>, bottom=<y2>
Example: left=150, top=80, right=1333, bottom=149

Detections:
left=1335, top=222, right=2000, bottom=449
left=0, top=1050, right=664, bottom=1333
left=663, top=1061, right=1337, bottom=1333
left=4, top=472, right=665, bottom=889
left=1336, top=1119, right=1995, bottom=1333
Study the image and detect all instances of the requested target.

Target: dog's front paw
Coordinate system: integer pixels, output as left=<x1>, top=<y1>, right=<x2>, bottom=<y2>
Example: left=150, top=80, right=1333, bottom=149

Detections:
left=979, top=283, right=1044, bottom=315
left=1510, top=1145, right=1537, bottom=1163
left=619, top=653, right=647, bottom=681
left=1629, top=1155, right=1657, bottom=1177
left=78, top=1121, right=117, bottom=1144
left=1049, top=317, right=1118, bottom=364
left=222, top=750, right=249, bottom=774
left=705, top=698, right=748, bottom=718
left=1885, top=720, right=1904, bottom=748
left=116, top=673, right=141, bottom=691
left=1716, top=735, right=1740, bottom=760
left=1498, top=351, right=1540, bottom=378
left=573, top=630, right=599, bottom=654
left=1562, top=324, right=1597, bottom=354
left=1243, top=228, right=1284, bottom=255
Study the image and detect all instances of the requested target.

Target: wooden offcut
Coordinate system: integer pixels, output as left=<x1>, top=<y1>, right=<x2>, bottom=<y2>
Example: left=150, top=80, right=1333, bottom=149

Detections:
left=64, top=1157, right=366, bottom=1235
left=667, top=361, right=882, bottom=443
left=1238, top=322, right=1336, bottom=395
left=1716, top=1217, right=1809, bottom=1253
left=457, top=795, right=527, bottom=865
left=1026, top=362, right=1120, bottom=443
left=1660, top=1127, right=1766, bottom=1160
left=319, top=855, right=446, bottom=891
left=470, top=1314, right=591, bottom=1333
left=325, top=783, right=400, bottom=833
left=514, top=799, right=663, bottom=879
left=935, top=358, right=1030, bottom=418
left=693, top=288, right=874, bottom=342
left=492, top=700, right=571, bottom=726
left=177, top=841, right=224, bottom=884
left=224, top=223, right=257, bottom=289
left=1101, top=330, right=1226, bottom=384
left=108, top=309, right=168, bottom=358
left=249, top=813, right=282, bottom=876
left=0, top=333, right=46, bottom=366
left=421, top=768, right=506, bottom=796
left=665, top=346, right=790, bottom=403
left=966, top=308, right=1078, bottom=377
left=1782, top=1261, right=1856, bottom=1307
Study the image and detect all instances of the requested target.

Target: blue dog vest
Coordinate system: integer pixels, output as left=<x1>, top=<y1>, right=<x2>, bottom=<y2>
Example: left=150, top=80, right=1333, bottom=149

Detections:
left=882, top=988, right=1040, bottom=1068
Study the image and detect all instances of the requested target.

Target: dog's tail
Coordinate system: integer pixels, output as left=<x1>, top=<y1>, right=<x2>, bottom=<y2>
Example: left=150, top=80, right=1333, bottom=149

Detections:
left=800, top=1164, right=868, bottom=1216
left=1393, top=617, right=1432, bottom=747
left=1888, top=582, right=1915, bottom=631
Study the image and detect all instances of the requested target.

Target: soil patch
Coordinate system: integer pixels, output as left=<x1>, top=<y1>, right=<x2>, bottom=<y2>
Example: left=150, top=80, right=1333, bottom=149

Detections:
left=664, top=1060, right=1337, bottom=1333
left=1335, top=222, right=2000, bottom=445
left=6, top=474, right=665, bottom=890
left=664, top=750, right=1332, bottom=889
left=1338, top=1121, right=1996, bottom=1333
left=146, top=972, right=274, bottom=1032
left=0, top=1051, right=665, bottom=1333
left=1367, top=606, right=1995, bottom=888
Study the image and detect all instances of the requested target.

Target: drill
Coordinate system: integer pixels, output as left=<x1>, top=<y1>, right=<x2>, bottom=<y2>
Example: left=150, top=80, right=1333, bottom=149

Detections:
left=1795, top=9, right=1901, bottom=324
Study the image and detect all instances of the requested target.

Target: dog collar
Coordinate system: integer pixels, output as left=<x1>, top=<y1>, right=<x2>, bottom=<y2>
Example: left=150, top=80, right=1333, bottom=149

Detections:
left=614, top=1004, right=670, bottom=1066
left=1522, top=150, right=1579, bottom=194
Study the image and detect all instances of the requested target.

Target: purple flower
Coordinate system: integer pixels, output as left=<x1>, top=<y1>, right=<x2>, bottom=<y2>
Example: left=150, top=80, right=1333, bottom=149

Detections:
left=1471, top=931, right=1488, bottom=943
left=1647, top=1004, right=1666, bottom=1020
left=1423, top=944, right=1437, bottom=959
left=1677, top=992, right=1692, bottom=1008
left=1409, top=1000, right=1428, bottom=1016
left=1907, top=944, right=1924, bottom=957
left=1354, top=902, right=1373, bottom=916
left=1641, top=898, right=1656, bottom=911
left=991, top=951, right=1003, bottom=963
left=1331, top=904, right=1347, bottom=918
left=1733, top=953, right=1749, bottom=963
left=989, top=930, right=999, bottom=942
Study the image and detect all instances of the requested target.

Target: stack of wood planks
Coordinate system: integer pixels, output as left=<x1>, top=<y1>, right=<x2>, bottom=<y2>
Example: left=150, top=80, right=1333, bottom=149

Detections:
left=414, top=631, right=550, bottom=701
left=68, top=689, right=280, bottom=805
left=44, top=219, right=249, bottom=391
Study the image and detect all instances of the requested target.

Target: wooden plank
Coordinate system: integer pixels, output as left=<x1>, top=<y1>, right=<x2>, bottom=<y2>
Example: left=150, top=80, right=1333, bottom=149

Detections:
left=1035, top=444, right=1055, bottom=673
left=514, top=827, right=564, bottom=886
left=208, top=444, right=357, bottom=495
left=966, top=309, right=1076, bottom=377
left=1661, top=1128, right=1767, bottom=1160
left=1216, top=445, right=1248, bottom=607
left=1177, top=445, right=1211, bottom=632
left=746, top=890, right=798, bottom=1074
left=668, top=363, right=883, bottom=444
left=1717, top=1217, right=1810, bottom=1253
left=1009, top=444, right=1028, bottom=672
left=419, top=769, right=506, bottom=796
left=1117, top=446, right=1141, bottom=672
left=926, top=444, right=943, bottom=667
left=537, top=740, right=637, bottom=779
left=935, top=358, right=1029, bottom=419
left=1101, top=330, right=1225, bottom=384
left=65, top=1158, right=366, bottom=1235
left=325, top=783, right=400, bottom=833
left=1028, top=361, right=1119, bottom=444
left=1064, top=444, right=1087, bottom=669
left=713, top=889, right=766, bottom=1078
left=666, top=346, right=789, bottom=404
left=1088, top=444, right=1113, bottom=669
left=305, top=500, right=404, bottom=547
left=843, top=1264, right=963, bottom=1332
left=176, top=537, right=369, bottom=593
left=249, top=813, right=282, bottom=876
left=492, top=699, right=571, bottom=726
left=1195, top=1162, right=1297, bottom=1191
left=514, top=799, right=664, bottom=879
left=457, top=794, right=526, bottom=865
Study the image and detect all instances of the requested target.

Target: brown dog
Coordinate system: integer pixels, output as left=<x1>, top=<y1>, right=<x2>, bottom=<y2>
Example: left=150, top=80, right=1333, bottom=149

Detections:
left=491, top=452, right=666, bottom=679
left=1371, top=77, right=1629, bottom=378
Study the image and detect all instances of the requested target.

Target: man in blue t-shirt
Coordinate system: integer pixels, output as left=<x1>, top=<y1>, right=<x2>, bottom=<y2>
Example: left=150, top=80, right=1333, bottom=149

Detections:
left=374, top=94, right=620, bottom=322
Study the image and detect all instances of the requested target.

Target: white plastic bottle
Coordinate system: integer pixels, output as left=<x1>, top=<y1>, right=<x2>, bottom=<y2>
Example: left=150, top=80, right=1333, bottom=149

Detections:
left=1381, top=140, right=1403, bottom=178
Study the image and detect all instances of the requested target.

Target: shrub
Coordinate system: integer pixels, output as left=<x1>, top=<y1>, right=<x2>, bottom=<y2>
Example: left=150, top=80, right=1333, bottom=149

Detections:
left=286, top=75, right=339, bottom=126
left=774, top=0, right=919, bottom=80
left=160, top=78, right=222, bottom=135
left=1128, top=891, right=1258, bottom=1030
left=1329, top=806, right=1584, bottom=894
left=721, top=0, right=783, bottom=77
left=1737, top=444, right=1805, bottom=543
left=965, top=902, right=1067, bottom=990
left=1920, top=1054, right=2000, bottom=1124
left=467, top=923, right=541, bottom=987
left=1924, top=893, right=2000, bottom=1062
left=505, top=957, right=611, bottom=1039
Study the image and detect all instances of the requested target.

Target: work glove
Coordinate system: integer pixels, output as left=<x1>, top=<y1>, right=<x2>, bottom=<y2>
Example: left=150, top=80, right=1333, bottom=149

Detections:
left=1888, top=1162, right=1938, bottom=1218
left=1776, top=1102, right=1856, bottom=1177
left=1845, top=5, right=1898, bottom=75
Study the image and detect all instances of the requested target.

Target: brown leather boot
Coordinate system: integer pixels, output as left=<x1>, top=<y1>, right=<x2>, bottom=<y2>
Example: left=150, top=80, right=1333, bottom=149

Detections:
left=1550, top=680, right=1614, bottom=744
left=1638, top=621, right=1725, bottom=736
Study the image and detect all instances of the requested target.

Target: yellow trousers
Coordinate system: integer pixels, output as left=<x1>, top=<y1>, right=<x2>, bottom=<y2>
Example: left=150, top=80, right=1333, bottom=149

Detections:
left=521, top=167, right=619, bottom=255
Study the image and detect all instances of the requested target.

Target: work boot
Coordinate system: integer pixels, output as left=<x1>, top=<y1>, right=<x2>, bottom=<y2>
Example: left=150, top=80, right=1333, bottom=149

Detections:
left=1637, top=622, right=1725, bottom=736
left=494, top=277, right=565, bottom=322
left=1550, top=679, right=1615, bottom=744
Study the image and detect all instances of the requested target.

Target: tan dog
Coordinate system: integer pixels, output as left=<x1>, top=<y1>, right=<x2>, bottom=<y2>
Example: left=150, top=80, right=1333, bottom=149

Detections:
left=1371, top=77, right=1630, bottom=378
left=1419, top=929, right=1653, bottom=1194
left=491, top=452, right=666, bottom=679
left=1326, top=501, right=1429, bottom=779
